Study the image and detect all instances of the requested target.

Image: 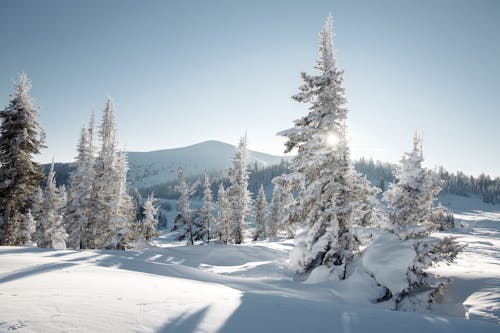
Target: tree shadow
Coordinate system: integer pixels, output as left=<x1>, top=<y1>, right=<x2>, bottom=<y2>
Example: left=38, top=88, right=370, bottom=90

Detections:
left=156, top=306, right=209, bottom=333
left=0, top=262, right=75, bottom=284
left=0, top=247, right=51, bottom=255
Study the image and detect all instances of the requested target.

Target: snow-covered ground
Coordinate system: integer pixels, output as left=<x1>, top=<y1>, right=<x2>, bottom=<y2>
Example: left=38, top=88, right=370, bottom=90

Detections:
left=0, top=194, right=499, bottom=332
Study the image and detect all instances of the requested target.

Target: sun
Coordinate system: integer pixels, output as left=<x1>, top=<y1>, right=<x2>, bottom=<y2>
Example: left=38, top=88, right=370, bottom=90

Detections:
left=326, top=133, right=338, bottom=146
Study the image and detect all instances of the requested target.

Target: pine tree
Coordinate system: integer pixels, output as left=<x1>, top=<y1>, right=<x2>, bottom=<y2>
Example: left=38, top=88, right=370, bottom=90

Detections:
left=141, top=194, right=159, bottom=241
left=383, top=133, right=463, bottom=310
left=64, top=124, right=94, bottom=249
left=383, top=133, right=441, bottom=240
left=200, top=174, right=214, bottom=243
left=215, top=183, right=231, bottom=244
left=19, top=209, right=36, bottom=246
left=253, top=185, right=267, bottom=241
left=227, top=134, right=251, bottom=244
left=280, top=16, right=361, bottom=278
left=0, top=73, right=46, bottom=245
left=86, top=99, right=134, bottom=250
left=172, top=168, right=198, bottom=244
left=36, top=161, right=67, bottom=249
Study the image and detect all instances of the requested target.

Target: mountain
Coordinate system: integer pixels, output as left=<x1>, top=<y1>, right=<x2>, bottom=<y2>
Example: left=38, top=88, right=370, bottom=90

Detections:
left=125, top=140, right=287, bottom=188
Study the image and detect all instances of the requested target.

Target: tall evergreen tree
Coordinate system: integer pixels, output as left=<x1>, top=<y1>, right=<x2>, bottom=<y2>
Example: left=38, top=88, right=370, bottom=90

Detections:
left=253, top=185, right=267, bottom=241
left=200, top=174, right=214, bottom=243
left=0, top=73, right=46, bottom=245
left=280, top=16, right=362, bottom=278
left=227, top=134, right=251, bottom=244
left=215, top=183, right=231, bottom=244
left=65, top=125, right=93, bottom=248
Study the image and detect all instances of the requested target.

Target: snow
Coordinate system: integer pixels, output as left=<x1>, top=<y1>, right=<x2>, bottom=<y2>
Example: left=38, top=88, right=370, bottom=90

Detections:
left=0, top=194, right=499, bottom=332
left=361, top=232, right=415, bottom=294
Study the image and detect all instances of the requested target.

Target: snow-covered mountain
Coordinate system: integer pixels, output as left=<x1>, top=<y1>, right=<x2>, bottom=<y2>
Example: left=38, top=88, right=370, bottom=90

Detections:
left=127, top=140, right=288, bottom=188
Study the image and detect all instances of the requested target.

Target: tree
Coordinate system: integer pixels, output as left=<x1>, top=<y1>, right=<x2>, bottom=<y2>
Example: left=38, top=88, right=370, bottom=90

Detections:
left=280, top=16, right=361, bottom=279
left=200, top=174, right=214, bottom=243
left=172, top=168, right=198, bottom=244
left=19, top=209, right=36, bottom=246
left=141, top=194, right=159, bottom=241
left=0, top=73, right=46, bottom=245
left=382, top=133, right=463, bottom=310
left=87, top=99, right=134, bottom=250
left=383, top=133, right=441, bottom=240
left=227, top=134, right=251, bottom=244
left=215, top=183, right=231, bottom=244
left=36, top=161, right=67, bottom=249
left=64, top=124, right=94, bottom=249
left=253, top=185, right=267, bottom=241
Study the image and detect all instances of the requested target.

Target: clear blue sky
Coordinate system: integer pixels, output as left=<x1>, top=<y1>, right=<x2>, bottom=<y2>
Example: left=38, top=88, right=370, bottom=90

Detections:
left=0, top=0, right=499, bottom=177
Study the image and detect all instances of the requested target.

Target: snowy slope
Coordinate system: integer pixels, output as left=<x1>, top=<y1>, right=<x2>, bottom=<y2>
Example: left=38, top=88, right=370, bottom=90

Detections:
left=0, top=195, right=499, bottom=332
left=127, top=140, right=287, bottom=188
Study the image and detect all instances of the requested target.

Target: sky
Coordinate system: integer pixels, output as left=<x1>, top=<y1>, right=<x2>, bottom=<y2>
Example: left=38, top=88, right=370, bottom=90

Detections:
left=0, top=0, right=499, bottom=177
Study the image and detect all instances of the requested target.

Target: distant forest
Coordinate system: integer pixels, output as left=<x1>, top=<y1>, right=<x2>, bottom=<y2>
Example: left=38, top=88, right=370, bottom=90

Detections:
left=45, top=158, right=500, bottom=205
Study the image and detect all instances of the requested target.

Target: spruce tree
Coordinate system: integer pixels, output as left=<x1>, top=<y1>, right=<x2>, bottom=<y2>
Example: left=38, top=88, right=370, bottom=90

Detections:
left=227, top=134, right=251, bottom=244
left=141, top=194, right=159, bottom=241
left=0, top=73, right=46, bottom=245
left=19, top=209, right=36, bottom=246
left=172, top=168, right=198, bottom=244
left=253, top=185, right=267, bottom=241
left=215, top=183, right=231, bottom=244
left=383, top=133, right=463, bottom=310
left=36, top=161, right=67, bottom=249
left=280, top=16, right=362, bottom=278
left=200, top=174, right=214, bottom=243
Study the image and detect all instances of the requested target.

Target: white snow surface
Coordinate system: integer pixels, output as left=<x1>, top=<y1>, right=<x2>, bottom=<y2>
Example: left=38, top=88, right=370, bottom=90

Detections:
left=0, top=194, right=499, bottom=332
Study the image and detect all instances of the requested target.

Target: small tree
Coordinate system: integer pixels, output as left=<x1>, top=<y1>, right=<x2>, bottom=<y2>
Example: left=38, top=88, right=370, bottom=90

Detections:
left=19, top=210, right=37, bottom=246
left=141, top=194, right=159, bottom=241
left=215, top=183, right=231, bottom=244
left=253, top=185, right=267, bottom=241
left=383, top=133, right=463, bottom=310
left=200, top=174, right=214, bottom=243
left=172, top=168, right=198, bottom=244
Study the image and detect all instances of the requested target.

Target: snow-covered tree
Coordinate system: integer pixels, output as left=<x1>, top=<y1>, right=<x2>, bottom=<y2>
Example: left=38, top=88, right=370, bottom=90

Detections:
left=0, top=73, right=46, bottom=245
left=19, top=209, right=37, bottom=246
left=227, top=134, right=251, bottom=244
left=36, top=161, right=67, bottom=249
left=172, top=168, right=198, bottom=244
left=141, top=194, right=159, bottom=241
left=382, top=134, right=463, bottom=310
left=85, top=99, right=135, bottom=250
left=215, top=183, right=231, bottom=244
left=270, top=175, right=296, bottom=238
left=281, top=16, right=362, bottom=279
left=64, top=124, right=94, bottom=249
left=383, top=133, right=441, bottom=240
left=253, top=185, right=267, bottom=241
left=200, top=174, right=214, bottom=243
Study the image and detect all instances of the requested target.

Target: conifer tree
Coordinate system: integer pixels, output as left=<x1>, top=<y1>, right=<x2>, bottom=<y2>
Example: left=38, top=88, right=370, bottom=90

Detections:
left=227, top=134, right=251, bottom=244
left=36, top=161, right=67, bottom=249
left=0, top=73, right=46, bottom=245
left=141, top=194, right=159, bottom=241
left=253, top=185, right=267, bottom=241
left=65, top=125, right=93, bottom=249
left=19, top=209, right=36, bottom=246
left=215, top=183, right=231, bottom=244
left=280, top=16, right=363, bottom=278
left=200, top=174, right=214, bottom=243
left=382, top=133, right=463, bottom=310
left=172, top=168, right=198, bottom=244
